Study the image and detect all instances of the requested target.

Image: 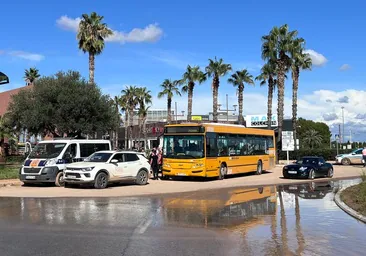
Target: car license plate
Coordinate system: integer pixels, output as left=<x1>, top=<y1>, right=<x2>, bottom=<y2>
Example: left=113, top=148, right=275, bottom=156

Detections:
left=288, top=171, right=297, bottom=174
left=68, top=175, right=77, bottom=179
left=25, top=176, right=36, bottom=179
left=177, top=173, right=187, bottom=176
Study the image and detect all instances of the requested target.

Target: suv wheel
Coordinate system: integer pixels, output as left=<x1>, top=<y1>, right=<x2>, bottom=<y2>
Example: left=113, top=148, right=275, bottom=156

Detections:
left=94, top=172, right=108, bottom=189
left=136, top=169, right=148, bottom=185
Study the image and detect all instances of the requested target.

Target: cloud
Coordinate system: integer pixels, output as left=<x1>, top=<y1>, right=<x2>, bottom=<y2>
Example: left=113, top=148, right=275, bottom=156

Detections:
left=56, top=15, right=81, bottom=32
left=355, top=114, right=366, bottom=120
left=6, top=51, right=44, bottom=61
left=337, top=96, right=349, bottom=103
left=322, top=113, right=338, bottom=121
left=106, top=23, right=163, bottom=43
left=326, top=99, right=332, bottom=103
left=56, top=16, right=163, bottom=44
left=339, top=64, right=351, bottom=71
left=304, top=49, right=327, bottom=66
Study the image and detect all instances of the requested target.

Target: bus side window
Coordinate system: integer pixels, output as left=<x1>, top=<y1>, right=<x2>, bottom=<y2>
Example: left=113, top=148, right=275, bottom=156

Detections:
left=217, top=134, right=228, bottom=156
left=206, top=132, right=218, bottom=157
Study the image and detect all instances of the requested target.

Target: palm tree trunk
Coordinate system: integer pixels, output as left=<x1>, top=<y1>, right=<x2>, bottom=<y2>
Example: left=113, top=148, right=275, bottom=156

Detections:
left=124, top=111, right=128, bottom=150
left=143, top=117, right=147, bottom=150
left=89, top=53, right=95, bottom=84
left=238, top=84, right=244, bottom=124
left=187, top=82, right=194, bottom=122
left=167, top=97, right=172, bottom=123
left=277, top=60, right=286, bottom=164
left=267, top=77, right=274, bottom=129
left=138, top=116, right=143, bottom=149
left=129, top=108, right=134, bottom=149
left=292, top=68, right=299, bottom=151
left=213, top=77, right=219, bottom=122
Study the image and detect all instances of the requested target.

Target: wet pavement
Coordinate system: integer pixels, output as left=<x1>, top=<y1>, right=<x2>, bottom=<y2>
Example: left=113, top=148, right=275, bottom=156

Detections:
left=0, top=178, right=365, bottom=256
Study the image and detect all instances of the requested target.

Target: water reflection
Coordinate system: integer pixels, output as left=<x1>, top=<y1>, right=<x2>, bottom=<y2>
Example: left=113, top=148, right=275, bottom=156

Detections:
left=282, top=181, right=334, bottom=200
left=0, top=179, right=366, bottom=255
left=160, top=186, right=277, bottom=229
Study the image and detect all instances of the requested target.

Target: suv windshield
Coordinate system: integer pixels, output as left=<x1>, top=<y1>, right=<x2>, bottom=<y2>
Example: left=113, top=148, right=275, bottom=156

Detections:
left=84, top=152, right=112, bottom=162
left=28, top=143, right=66, bottom=159
left=163, top=135, right=204, bottom=159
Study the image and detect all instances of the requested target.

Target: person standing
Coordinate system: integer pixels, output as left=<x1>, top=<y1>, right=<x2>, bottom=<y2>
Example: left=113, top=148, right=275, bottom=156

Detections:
left=150, top=149, right=159, bottom=180
left=362, top=146, right=366, bottom=167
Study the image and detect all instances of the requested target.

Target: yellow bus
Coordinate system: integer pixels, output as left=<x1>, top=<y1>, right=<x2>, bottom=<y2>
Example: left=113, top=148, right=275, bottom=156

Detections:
left=162, top=123, right=276, bottom=179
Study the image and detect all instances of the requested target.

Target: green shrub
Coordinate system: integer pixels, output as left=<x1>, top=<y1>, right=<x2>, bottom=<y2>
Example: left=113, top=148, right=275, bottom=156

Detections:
left=0, top=165, right=20, bottom=180
left=5, top=155, right=27, bottom=164
left=278, top=148, right=353, bottom=161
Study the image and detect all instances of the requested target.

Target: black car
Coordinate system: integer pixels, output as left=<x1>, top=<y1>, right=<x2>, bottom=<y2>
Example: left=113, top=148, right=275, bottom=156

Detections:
left=282, top=156, right=334, bottom=179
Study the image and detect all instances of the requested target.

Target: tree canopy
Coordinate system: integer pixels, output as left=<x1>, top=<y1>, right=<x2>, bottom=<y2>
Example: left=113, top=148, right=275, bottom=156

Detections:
left=6, top=71, right=118, bottom=138
left=297, top=118, right=331, bottom=149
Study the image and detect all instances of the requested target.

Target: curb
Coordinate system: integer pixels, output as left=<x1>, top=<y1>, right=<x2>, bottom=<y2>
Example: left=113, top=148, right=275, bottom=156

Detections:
left=0, top=181, right=22, bottom=187
left=334, top=183, right=366, bottom=224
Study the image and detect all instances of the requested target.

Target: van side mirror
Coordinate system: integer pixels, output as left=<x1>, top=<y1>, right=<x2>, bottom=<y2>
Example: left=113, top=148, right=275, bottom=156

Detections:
left=110, top=159, right=118, bottom=164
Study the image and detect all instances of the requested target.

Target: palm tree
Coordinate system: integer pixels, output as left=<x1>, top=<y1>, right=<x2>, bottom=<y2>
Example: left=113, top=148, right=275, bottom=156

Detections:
left=158, top=79, right=181, bottom=124
left=136, top=87, right=152, bottom=148
left=120, top=86, right=139, bottom=149
left=138, top=105, right=150, bottom=150
left=205, top=57, right=232, bottom=122
left=291, top=39, right=312, bottom=150
left=303, top=129, right=323, bottom=149
left=255, top=62, right=277, bottom=129
left=227, top=69, right=254, bottom=124
left=180, top=65, right=206, bottom=121
left=119, top=95, right=129, bottom=150
left=112, top=96, right=121, bottom=149
left=24, top=67, right=40, bottom=86
left=261, top=24, right=298, bottom=146
left=77, top=12, right=113, bottom=84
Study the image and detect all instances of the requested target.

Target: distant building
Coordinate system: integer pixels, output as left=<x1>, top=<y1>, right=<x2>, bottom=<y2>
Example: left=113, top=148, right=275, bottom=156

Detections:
left=130, top=109, right=186, bottom=125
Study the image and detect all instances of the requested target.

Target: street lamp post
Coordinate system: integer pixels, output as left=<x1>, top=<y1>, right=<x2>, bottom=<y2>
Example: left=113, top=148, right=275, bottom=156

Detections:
left=174, top=102, right=185, bottom=122
left=218, top=94, right=237, bottom=123
left=341, top=106, right=345, bottom=144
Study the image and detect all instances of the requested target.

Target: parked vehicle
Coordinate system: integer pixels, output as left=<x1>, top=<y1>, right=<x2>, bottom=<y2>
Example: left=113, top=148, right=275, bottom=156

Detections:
left=282, top=156, right=334, bottom=180
left=335, top=148, right=363, bottom=165
left=19, top=139, right=111, bottom=186
left=63, top=150, right=151, bottom=189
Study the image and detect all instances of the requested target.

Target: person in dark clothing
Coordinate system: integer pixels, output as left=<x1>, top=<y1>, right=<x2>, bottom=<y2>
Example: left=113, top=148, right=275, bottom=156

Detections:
left=149, top=149, right=159, bottom=180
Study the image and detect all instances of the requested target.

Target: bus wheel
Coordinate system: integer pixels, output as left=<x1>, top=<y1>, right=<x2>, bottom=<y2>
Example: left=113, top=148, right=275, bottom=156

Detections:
left=218, top=164, right=226, bottom=180
left=256, top=161, right=263, bottom=175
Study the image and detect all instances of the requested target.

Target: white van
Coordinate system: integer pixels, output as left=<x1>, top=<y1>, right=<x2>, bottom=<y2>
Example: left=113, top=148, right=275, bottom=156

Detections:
left=19, top=139, right=112, bottom=186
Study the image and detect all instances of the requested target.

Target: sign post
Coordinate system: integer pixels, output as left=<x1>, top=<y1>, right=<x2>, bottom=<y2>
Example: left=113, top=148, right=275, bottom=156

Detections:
left=282, top=131, right=294, bottom=165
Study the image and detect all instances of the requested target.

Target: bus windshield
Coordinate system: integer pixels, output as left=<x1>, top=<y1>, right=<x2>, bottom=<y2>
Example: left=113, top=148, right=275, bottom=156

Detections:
left=28, top=143, right=66, bottom=159
left=163, top=135, right=204, bottom=159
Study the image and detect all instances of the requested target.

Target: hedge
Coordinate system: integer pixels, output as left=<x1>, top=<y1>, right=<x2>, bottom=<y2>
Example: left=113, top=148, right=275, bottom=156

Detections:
left=278, top=148, right=354, bottom=161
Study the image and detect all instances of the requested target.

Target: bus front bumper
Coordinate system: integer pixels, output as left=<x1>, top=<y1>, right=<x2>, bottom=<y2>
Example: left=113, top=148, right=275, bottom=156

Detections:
left=162, top=168, right=205, bottom=177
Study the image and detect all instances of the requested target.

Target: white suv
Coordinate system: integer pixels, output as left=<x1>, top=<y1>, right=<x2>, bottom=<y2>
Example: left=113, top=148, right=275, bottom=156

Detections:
left=63, top=150, right=151, bottom=189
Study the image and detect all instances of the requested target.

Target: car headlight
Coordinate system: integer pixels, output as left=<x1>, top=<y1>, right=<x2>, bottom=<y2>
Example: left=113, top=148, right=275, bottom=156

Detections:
left=45, top=159, right=57, bottom=166
left=82, top=167, right=94, bottom=172
left=283, top=166, right=288, bottom=170
left=299, top=167, right=307, bottom=171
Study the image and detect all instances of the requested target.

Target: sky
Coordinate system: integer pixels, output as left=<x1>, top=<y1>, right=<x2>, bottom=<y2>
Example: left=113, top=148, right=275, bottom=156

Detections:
left=1, top=0, right=366, bottom=141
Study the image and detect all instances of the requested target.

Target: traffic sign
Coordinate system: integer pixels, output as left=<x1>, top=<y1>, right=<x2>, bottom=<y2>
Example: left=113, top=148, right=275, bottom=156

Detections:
left=282, top=131, right=294, bottom=151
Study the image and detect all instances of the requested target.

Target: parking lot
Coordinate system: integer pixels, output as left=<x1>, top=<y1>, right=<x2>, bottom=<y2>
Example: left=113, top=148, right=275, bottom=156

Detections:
left=0, top=164, right=363, bottom=198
